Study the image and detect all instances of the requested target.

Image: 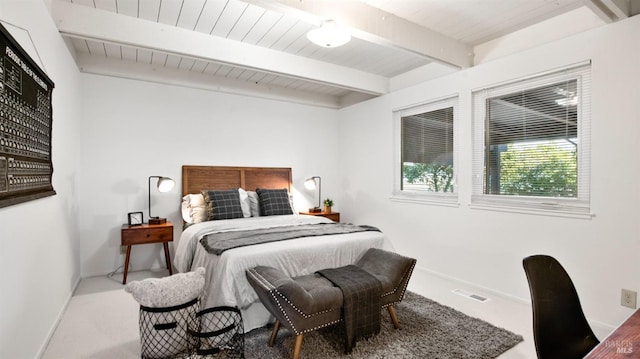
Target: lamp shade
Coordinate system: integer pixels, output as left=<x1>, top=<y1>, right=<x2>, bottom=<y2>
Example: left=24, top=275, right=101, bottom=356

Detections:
left=156, top=177, right=175, bottom=192
left=304, top=177, right=318, bottom=190
left=307, top=20, right=351, bottom=48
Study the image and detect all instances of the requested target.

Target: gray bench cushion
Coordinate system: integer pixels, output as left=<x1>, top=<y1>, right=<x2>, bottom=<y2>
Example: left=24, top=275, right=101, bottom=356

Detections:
left=356, top=248, right=416, bottom=306
left=246, top=267, right=343, bottom=335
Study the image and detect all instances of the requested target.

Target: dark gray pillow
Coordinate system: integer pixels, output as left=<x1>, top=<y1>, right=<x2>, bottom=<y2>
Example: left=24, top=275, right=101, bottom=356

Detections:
left=256, top=188, right=293, bottom=216
left=202, top=189, right=244, bottom=220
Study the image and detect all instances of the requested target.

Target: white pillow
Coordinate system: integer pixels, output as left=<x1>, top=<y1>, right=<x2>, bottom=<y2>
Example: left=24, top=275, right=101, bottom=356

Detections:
left=247, top=191, right=260, bottom=217
left=289, top=193, right=298, bottom=214
left=182, top=193, right=207, bottom=223
left=238, top=188, right=251, bottom=218
left=124, top=267, right=206, bottom=308
left=181, top=196, right=193, bottom=223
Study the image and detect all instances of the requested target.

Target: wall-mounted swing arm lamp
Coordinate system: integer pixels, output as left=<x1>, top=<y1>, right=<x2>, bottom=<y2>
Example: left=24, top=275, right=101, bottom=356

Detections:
left=148, top=176, right=175, bottom=225
left=304, top=176, right=322, bottom=213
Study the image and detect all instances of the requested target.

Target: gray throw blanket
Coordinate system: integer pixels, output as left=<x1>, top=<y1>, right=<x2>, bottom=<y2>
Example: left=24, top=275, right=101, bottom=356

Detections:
left=200, top=223, right=380, bottom=255
left=317, top=265, right=382, bottom=354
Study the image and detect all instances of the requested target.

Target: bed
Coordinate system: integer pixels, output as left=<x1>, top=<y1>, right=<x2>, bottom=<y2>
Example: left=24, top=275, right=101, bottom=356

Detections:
left=173, top=166, right=389, bottom=332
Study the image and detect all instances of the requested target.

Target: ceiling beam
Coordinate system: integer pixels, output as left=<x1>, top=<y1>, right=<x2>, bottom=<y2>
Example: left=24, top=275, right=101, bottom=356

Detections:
left=51, top=1, right=389, bottom=95
left=583, top=0, right=630, bottom=22
left=74, top=53, right=344, bottom=109
left=243, top=0, right=473, bottom=69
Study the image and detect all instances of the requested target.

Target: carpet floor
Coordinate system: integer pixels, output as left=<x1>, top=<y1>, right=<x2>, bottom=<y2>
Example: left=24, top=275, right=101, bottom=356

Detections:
left=43, top=272, right=527, bottom=358
left=243, top=291, right=523, bottom=359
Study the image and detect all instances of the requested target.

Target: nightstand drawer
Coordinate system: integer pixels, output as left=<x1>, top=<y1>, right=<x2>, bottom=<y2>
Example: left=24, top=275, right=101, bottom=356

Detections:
left=121, top=225, right=173, bottom=245
left=299, top=211, right=340, bottom=222
left=322, top=213, right=340, bottom=222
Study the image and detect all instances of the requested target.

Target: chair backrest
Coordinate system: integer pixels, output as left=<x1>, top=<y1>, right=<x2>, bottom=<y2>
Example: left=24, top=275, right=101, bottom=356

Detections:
left=522, top=255, right=599, bottom=359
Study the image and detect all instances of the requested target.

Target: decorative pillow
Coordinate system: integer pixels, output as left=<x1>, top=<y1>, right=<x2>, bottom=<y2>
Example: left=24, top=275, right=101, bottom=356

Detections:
left=202, top=189, right=244, bottom=220
left=189, top=194, right=207, bottom=223
left=182, top=194, right=207, bottom=223
left=181, top=196, right=192, bottom=223
left=288, top=192, right=298, bottom=214
left=256, top=188, right=294, bottom=216
left=124, top=267, right=206, bottom=308
left=247, top=191, right=260, bottom=217
left=238, top=188, right=251, bottom=218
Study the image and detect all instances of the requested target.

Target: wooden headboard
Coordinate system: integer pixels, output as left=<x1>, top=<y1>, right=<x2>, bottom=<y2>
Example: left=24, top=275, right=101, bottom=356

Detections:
left=181, top=165, right=292, bottom=196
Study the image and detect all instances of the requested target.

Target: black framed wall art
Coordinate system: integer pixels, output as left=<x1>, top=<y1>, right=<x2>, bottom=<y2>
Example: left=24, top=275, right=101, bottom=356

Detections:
left=0, top=23, right=55, bottom=208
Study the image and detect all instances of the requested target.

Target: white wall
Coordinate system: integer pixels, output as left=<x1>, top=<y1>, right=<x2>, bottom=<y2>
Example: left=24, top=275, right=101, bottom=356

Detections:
left=339, top=14, right=640, bottom=331
left=1, top=1, right=635, bottom=355
left=77, top=74, right=341, bottom=277
left=0, top=1, right=82, bottom=358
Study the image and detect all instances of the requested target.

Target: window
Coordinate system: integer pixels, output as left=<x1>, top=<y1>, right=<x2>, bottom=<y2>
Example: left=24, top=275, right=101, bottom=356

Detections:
left=393, top=96, right=458, bottom=205
left=471, top=63, right=592, bottom=217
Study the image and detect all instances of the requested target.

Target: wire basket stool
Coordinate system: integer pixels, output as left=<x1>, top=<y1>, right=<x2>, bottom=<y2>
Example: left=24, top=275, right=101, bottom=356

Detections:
left=188, top=306, right=244, bottom=358
left=139, top=298, right=199, bottom=359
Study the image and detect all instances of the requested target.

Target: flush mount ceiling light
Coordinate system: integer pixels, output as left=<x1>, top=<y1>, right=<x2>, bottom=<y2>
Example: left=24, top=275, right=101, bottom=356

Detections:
left=307, top=19, right=351, bottom=48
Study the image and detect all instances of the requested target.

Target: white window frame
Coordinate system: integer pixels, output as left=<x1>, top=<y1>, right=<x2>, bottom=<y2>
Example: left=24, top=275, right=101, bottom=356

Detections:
left=392, top=95, right=459, bottom=207
left=470, top=62, right=592, bottom=218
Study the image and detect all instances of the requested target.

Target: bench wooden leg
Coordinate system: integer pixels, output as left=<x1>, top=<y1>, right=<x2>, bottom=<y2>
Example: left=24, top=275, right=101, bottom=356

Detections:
left=269, top=321, right=303, bottom=359
left=269, top=320, right=281, bottom=347
left=293, top=334, right=304, bottom=359
left=388, top=305, right=400, bottom=329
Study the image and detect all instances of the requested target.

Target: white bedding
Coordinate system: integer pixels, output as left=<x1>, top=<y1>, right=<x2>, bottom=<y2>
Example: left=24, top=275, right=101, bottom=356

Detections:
left=174, top=214, right=388, bottom=331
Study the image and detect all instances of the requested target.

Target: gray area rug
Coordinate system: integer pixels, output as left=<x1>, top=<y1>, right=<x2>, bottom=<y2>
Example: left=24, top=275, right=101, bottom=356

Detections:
left=243, top=291, right=523, bottom=359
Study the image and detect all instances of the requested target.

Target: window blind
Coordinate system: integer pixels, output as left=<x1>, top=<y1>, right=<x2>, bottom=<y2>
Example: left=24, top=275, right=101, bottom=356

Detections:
left=471, top=62, right=592, bottom=217
left=402, top=107, right=454, bottom=166
left=393, top=95, right=458, bottom=204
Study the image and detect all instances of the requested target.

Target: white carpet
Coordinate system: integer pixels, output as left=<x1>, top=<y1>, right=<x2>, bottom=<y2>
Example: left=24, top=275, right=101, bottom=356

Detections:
left=42, top=269, right=537, bottom=358
left=43, top=289, right=139, bottom=358
left=42, top=271, right=164, bottom=359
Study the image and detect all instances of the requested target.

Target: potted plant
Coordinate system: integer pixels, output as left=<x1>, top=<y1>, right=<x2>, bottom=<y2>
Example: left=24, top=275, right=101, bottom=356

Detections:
left=323, top=198, right=334, bottom=213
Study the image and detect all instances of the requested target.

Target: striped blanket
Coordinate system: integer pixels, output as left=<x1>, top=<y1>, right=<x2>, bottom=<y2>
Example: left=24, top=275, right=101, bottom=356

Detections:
left=200, top=223, right=380, bottom=255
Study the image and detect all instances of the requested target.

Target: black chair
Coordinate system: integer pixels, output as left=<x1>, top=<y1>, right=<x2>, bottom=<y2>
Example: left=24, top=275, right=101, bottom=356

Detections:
left=522, top=255, right=599, bottom=359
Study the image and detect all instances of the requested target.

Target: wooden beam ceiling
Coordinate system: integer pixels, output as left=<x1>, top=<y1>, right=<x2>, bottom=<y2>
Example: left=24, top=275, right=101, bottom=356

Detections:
left=52, top=1, right=389, bottom=96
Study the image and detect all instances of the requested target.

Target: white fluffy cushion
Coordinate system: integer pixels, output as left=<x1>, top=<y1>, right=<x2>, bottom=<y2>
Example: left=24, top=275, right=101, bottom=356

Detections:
left=181, top=197, right=192, bottom=223
left=124, top=267, right=205, bottom=308
left=182, top=194, right=207, bottom=223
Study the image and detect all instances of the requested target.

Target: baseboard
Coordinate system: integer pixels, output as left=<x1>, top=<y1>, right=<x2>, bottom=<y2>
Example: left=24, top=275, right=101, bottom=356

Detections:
left=36, top=274, right=81, bottom=359
left=82, top=261, right=169, bottom=279
left=413, top=265, right=531, bottom=305
left=589, top=318, right=616, bottom=339
left=411, top=265, right=616, bottom=336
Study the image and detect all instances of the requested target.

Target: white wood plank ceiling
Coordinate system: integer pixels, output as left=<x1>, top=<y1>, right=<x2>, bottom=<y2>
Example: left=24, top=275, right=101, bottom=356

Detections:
left=49, top=0, right=635, bottom=108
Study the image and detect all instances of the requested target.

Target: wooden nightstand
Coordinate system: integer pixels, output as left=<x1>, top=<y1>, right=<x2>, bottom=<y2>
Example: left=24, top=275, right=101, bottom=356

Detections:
left=299, top=211, right=340, bottom=222
left=121, top=221, right=173, bottom=284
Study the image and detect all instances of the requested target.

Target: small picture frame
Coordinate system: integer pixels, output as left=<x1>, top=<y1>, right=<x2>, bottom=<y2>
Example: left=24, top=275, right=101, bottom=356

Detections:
left=128, top=212, right=144, bottom=226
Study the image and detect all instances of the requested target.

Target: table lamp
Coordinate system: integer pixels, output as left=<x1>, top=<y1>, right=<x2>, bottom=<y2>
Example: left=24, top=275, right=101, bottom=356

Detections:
left=148, top=175, right=175, bottom=224
left=304, top=176, right=322, bottom=213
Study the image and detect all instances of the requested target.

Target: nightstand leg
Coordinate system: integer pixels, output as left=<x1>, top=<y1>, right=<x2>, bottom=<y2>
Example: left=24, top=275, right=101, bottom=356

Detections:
left=163, top=242, right=173, bottom=275
left=123, top=245, right=132, bottom=284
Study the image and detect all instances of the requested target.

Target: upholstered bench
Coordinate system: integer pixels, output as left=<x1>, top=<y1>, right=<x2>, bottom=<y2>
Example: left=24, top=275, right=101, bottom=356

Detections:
left=246, top=248, right=416, bottom=359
